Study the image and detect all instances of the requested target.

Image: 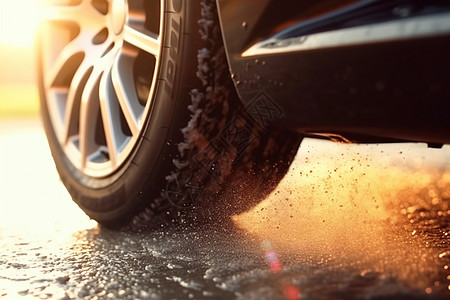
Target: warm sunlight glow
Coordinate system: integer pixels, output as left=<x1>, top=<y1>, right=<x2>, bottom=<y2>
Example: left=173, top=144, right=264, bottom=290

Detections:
left=233, top=138, right=450, bottom=291
left=0, top=120, right=96, bottom=232
left=0, top=0, right=44, bottom=46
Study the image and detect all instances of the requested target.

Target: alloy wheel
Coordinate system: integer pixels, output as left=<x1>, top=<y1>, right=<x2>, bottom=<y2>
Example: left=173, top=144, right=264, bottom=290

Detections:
left=40, top=0, right=162, bottom=177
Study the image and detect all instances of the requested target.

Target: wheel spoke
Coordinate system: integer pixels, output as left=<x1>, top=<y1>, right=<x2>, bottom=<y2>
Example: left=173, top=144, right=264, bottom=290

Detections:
left=56, top=61, right=91, bottom=145
left=99, top=70, right=128, bottom=168
left=111, top=53, right=142, bottom=136
left=48, top=36, right=116, bottom=145
left=123, top=25, right=160, bottom=57
left=79, top=69, right=102, bottom=168
left=45, top=35, right=86, bottom=87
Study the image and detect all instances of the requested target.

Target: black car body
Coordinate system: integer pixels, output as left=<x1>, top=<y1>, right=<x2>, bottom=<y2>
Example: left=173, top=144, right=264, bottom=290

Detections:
left=218, top=0, right=450, bottom=145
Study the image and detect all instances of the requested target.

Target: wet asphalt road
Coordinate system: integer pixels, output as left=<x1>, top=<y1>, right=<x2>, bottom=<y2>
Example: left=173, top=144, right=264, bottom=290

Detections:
left=0, top=118, right=449, bottom=300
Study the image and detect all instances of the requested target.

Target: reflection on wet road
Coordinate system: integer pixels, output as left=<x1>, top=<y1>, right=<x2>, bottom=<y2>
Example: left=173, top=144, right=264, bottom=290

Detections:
left=0, top=119, right=449, bottom=300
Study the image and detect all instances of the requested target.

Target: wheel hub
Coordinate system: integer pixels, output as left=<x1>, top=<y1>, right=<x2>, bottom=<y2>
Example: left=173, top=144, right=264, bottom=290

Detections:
left=111, top=0, right=127, bottom=35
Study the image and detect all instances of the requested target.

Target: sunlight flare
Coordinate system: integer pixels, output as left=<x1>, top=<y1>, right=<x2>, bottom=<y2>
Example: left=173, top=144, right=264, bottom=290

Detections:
left=0, top=0, right=44, bottom=46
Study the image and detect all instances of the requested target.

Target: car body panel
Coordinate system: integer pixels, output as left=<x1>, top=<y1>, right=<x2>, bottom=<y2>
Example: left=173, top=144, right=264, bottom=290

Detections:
left=216, top=0, right=450, bottom=144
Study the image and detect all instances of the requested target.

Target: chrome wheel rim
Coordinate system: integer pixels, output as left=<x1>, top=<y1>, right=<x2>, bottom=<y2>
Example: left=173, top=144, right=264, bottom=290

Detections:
left=40, top=0, right=162, bottom=178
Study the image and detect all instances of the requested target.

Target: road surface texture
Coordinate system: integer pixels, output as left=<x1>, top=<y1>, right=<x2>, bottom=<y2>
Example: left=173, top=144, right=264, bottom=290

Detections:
left=0, top=118, right=449, bottom=300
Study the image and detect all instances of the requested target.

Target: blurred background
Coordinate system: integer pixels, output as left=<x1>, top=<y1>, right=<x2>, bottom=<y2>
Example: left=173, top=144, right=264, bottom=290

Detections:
left=0, top=0, right=84, bottom=231
left=0, top=0, right=42, bottom=118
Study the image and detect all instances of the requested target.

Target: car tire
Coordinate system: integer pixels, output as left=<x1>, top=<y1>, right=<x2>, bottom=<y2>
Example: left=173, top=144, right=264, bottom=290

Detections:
left=38, top=0, right=302, bottom=226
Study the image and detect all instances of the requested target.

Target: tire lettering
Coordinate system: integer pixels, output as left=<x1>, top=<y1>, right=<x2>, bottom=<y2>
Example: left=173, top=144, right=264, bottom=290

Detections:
left=164, top=16, right=181, bottom=96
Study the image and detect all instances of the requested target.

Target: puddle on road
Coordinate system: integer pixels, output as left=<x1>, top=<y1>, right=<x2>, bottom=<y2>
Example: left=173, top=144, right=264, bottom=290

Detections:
left=234, top=138, right=450, bottom=298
